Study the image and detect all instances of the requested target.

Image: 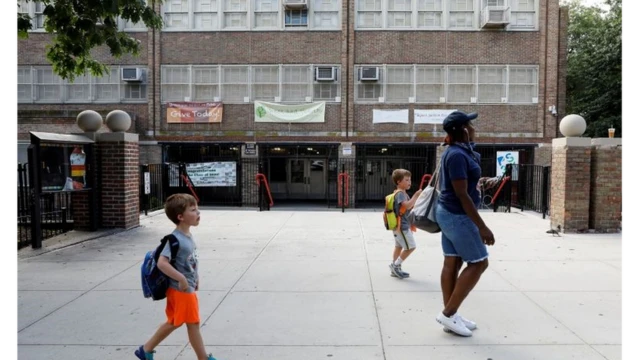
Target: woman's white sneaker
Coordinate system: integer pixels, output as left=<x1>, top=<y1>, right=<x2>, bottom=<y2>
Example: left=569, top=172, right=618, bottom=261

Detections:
left=442, top=314, right=477, bottom=333
left=436, top=312, right=472, bottom=337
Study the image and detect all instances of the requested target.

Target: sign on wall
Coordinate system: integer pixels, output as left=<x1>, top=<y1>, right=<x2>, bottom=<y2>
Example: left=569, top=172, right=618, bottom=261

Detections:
left=185, top=162, right=237, bottom=187
left=372, top=109, right=409, bottom=124
left=414, top=109, right=457, bottom=124
left=254, top=101, right=325, bottom=123
left=496, top=151, right=519, bottom=178
left=167, top=102, right=223, bottom=123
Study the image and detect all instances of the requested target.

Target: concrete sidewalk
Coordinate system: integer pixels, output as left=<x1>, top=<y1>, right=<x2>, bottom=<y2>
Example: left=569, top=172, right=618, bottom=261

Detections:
left=18, top=208, right=621, bottom=360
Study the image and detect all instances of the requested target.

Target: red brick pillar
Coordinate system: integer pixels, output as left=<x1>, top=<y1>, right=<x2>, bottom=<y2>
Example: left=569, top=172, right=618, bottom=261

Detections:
left=589, top=139, right=622, bottom=232
left=550, top=137, right=591, bottom=233
left=98, top=133, right=140, bottom=229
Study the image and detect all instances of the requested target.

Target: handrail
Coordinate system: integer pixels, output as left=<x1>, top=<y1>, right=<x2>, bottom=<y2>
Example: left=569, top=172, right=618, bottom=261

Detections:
left=490, top=176, right=511, bottom=205
left=255, top=173, right=274, bottom=207
left=419, top=174, right=432, bottom=189
left=178, top=163, right=200, bottom=203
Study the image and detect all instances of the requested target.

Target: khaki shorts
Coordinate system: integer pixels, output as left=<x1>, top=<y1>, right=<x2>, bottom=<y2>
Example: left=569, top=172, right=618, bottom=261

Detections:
left=393, top=229, right=416, bottom=250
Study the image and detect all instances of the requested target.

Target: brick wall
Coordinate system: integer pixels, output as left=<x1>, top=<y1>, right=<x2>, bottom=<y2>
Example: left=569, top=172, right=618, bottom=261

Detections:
left=550, top=139, right=591, bottom=232
left=589, top=142, right=622, bottom=232
left=98, top=135, right=140, bottom=229
left=534, top=143, right=552, bottom=166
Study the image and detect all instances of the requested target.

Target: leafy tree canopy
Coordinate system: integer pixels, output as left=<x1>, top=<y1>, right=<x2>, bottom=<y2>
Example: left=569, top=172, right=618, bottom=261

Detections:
left=17, top=0, right=163, bottom=81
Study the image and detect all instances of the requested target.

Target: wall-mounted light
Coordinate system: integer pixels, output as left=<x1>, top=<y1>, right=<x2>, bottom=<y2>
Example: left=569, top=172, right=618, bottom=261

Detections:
left=548, top=105, right=558, bottom=117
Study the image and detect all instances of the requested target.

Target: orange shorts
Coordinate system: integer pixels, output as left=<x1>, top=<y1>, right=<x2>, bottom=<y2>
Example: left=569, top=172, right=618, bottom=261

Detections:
left=165, top=287, right=200, bottom=326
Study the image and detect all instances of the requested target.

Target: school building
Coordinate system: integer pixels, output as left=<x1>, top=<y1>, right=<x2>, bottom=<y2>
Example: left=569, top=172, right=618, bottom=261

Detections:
left=17, top=0, right=568, bottom=206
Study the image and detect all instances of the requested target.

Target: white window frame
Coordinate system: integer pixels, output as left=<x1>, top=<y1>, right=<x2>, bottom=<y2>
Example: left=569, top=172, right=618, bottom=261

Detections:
left=19, top=1, right=46, bottom=32
left=18, top=67, right=33, bottom=103
left=385, top=65, right=414, bottom=103
left=193, top=66, right=221, bottom=101
left=477, top=65, right=507, bottom=103
left=159, top=64, right=341, bottom=103
left=356, top=0, right=537, bottom=30
left=160, top=0, right=340, bottom=31
left=353, top=64, right=538, bottom=104
left=18, top=66, right=147, bottom=104
left=283, top=65, right=312, bottom=102
left=251, top=65, right=280, bottom=101
left=161, top=66, right=192, bottom=102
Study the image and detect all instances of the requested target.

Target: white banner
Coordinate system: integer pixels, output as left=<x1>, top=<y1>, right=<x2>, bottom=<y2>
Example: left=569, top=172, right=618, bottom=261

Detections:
left=373, top=109, right=409, bottom=124
left=254, top=101, right=325, bottom=123
left=185, top=162, right=237, bottom=187
left=414, top=109, right=457, bottom=124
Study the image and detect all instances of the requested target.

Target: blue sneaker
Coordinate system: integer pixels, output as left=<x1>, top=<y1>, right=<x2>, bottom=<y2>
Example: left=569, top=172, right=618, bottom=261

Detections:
left=207, top=354, right=218, bottom=360
left=135, top=345, right=155, bottom=360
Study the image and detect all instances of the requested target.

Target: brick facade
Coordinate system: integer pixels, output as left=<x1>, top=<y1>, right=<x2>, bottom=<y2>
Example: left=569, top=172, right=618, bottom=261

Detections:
left=589, top=140, right=622, bottom=232
left=98, top=133, right=140, bottom=229
left=17, top=0, right=568, bottom=150
left=550, top=138, right=591, bottom=232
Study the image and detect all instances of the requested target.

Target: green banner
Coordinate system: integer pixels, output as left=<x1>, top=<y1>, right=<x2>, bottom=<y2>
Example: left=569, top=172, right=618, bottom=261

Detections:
left=254, top=101, right=325, bottom=123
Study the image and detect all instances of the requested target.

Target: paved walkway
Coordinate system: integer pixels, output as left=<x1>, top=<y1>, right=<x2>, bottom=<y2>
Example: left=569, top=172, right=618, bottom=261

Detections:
left=18, top=208, right=621, bottom=360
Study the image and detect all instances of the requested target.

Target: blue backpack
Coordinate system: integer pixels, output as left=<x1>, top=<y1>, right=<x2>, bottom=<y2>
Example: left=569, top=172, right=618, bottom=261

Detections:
left=141, top=234, right=180, bottom=301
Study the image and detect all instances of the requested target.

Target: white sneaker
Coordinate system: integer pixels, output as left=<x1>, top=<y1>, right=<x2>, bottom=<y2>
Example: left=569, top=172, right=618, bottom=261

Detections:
left=436, top=312, right=472, bottom=337
left=443, top=313, right=477, bottom=333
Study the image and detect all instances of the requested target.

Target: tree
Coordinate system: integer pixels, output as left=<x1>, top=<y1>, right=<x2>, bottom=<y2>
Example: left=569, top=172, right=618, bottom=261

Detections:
left=564, top=0, right=622, bottom=137
left=17, top=0, right=164, bottom=81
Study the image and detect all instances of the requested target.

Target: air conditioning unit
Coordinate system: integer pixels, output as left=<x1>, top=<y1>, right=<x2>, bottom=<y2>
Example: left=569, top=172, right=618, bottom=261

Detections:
left=121, top=67, right=143, bottom=82
left=315, top=67, right=336, bottom=81
left=284, top=0, right=307, bottom=9
left=359, top=67, right=379, bottom=81
left=481, top=6, right=510, bottom=28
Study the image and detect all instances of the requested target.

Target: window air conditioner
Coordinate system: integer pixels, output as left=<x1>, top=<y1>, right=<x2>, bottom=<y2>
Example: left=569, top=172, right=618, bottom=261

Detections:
left=121, top=67, right=143, bottom=82
left=284, top=0, right=308, bottom=9
left=315, top=67, right=337, bottom=81
left=359, top=67, right=379, bottom=81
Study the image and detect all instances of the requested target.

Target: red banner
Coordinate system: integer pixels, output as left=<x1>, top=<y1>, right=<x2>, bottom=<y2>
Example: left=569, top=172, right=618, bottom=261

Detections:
left=167, top=102, right=223, bottom=123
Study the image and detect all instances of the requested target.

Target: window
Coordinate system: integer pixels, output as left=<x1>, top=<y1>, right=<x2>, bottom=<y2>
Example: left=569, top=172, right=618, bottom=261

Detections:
left=283, top=66, right=311, bottom=102
left=510, top=0, right=536, bottom=29
left=164, top=0, right=190, bottom=29
left=252, top=66, right=279, bottom=100
left=354, top=64, right=537, bottom=104
left=19, top=66, right=147, bottom=103
left=477, top=66, right=506, bottom=103
left=254, top=0, right=278, bottom=28
left=193, top=67, right=220, bottom=101
left=195, top=0, right=218, bottom=29
left=355, top=66, right=383, bottom=101
left=386, top=66, right=413, bottom=102
left=18, top=68, right=32, bottom=102
left=162, top=66, right=191, bottom=102
left=418, top=0, right=443, bottom=28
left=222, top=66, right=250, bottom=102
left=509, top=66, right=538, bottom=103
left=313, top=0, right=339, bottom=29
left=159, top=64, right=340, bottom=103
left=19, top=1, right=45, bottom=30
left=356, top=0, right=536, bottom=30
left=449, top=0, right=473, bottom=29
left=416, top=65, right=445, bottom=102
left=223, top=0, right=248, bottom=28
left=285, top=9, right=308, bottom=27
left=357, top=0, right=382, bottom=28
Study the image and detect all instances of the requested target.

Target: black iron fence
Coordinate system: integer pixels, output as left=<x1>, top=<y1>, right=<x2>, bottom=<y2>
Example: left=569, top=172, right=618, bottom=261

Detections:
left=511, top=164, right=551, bottom=218
left=139, top=164, right=166, bottom=214
left=18, top=163, right=74, bottom=249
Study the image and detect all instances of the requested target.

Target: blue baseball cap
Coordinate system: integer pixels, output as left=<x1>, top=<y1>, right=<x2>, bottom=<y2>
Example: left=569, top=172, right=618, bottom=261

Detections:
left=443, top=111, right=478, bottom=132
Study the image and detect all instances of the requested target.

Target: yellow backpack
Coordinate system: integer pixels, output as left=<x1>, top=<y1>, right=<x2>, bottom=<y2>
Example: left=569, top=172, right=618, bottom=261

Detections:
left=383, top=190, right=406, bottom=231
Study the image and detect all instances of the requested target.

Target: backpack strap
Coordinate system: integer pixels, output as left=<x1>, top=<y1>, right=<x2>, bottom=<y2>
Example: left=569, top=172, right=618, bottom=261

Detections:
left=153, top=234, right=180, bottom=268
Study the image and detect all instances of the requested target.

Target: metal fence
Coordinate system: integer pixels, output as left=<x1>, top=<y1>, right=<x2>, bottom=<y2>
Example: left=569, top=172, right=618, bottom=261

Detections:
left=139, top=164, right=166, bottom=214
left=511, top=164, right=551, bottom=218
left=18, top=163, right=74, bottom=249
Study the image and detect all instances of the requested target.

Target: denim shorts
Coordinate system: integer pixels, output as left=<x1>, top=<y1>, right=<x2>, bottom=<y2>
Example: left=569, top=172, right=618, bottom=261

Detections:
left=435, top=203, right=488, bottom=263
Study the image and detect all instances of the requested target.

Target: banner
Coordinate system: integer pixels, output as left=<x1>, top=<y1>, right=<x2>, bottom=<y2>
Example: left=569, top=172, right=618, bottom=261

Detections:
left=414, top=109, right=457, bottom=124
left=254, top=101, right=325, bottom=123
left=372, top=109, right=409, bottom=124
left=167, top=102, right=223, bottom=123
left=185, top=162, right=237, bottom=187
left=496, top=151, right=519, bottom=179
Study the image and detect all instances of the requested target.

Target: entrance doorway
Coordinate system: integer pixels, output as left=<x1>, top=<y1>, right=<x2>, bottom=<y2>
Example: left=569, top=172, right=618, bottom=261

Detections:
left=288, top=158, right=326, bottom=199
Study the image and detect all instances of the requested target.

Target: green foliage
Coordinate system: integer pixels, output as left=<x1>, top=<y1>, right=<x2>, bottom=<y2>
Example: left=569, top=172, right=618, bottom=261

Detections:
left=17, top=0, right=164, bottom=81
left=564, top=0, right=622, bottom=137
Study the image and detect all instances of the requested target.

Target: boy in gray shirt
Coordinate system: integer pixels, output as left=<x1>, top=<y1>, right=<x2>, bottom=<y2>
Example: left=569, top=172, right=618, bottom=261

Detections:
left=389, top=169, right=422, bottom=279
left=136, top=193, right=219, bottom=360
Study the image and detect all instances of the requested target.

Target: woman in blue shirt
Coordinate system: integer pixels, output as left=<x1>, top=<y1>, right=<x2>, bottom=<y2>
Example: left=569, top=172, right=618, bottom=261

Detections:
left=434, top=111, right=498, bottom=337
